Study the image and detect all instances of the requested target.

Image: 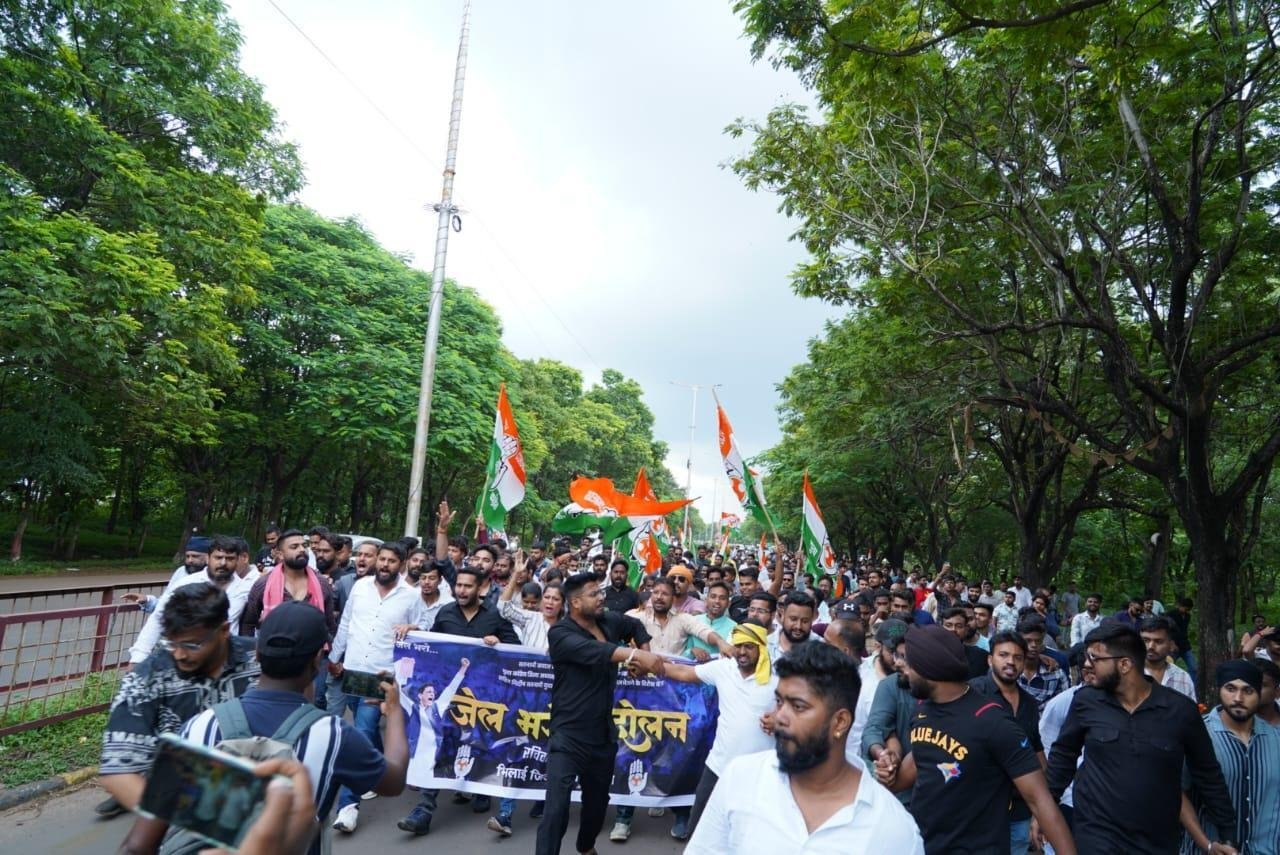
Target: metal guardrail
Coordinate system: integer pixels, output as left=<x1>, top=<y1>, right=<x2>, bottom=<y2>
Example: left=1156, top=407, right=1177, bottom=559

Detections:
left=0, top=600, right=145, bottom=737
left=0, top=581, right=168, bottom=616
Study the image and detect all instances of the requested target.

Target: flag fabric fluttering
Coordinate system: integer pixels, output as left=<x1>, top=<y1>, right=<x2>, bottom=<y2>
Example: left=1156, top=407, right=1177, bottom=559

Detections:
left=719, top=512, right=742, bottom=531
left=630, top=469, right=672, bottom=552
left=714, top=393, right=773, bottom=529
left=801, top=472, right=837, bottom=583
left=475, top=383, right=525, bottom=532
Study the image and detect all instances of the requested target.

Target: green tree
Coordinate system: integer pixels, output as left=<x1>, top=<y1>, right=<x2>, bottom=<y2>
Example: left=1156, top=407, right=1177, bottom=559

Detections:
left=733, top=0, right=1280, bottom=682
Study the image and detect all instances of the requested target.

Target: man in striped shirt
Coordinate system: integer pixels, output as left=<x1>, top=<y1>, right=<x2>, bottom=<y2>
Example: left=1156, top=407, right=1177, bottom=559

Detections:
left=182, top=602, right=408, bottom=855
left=1181, top=659, right=1280, bottom=855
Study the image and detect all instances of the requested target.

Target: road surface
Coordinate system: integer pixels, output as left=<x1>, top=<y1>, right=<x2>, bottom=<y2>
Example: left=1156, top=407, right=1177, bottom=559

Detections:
left=0, top=780, right=688, bottom=854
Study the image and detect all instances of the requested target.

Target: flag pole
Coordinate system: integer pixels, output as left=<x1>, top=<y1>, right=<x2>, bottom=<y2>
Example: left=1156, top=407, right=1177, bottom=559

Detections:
left=405, top=0, right=472, bottom=538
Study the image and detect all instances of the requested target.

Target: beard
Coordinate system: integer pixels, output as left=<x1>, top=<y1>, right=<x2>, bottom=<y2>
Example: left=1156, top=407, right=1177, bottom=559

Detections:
left=1095, top=668, right=1121, bottom=693
left=1222, top=703, right=1254, bottom=723
left=897, top=672, right=910, bottom=690
left=208, top=565, right=234, bottom=584
left=284, top=552, right=309, bottom=571
left=774, top=729, right=831, bottom=773
left=784, top=628, right=811, bottom=645
left=908, top=674, right=932, bottom=699
left=185, top=560, right=207, bottom=575
left=375, top=569, right=397, bottom=587
left=315, top=556, right=335, bottom=574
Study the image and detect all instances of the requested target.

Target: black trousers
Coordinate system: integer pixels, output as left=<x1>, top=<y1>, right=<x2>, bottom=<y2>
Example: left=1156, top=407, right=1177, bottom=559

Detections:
left=535, top=739, right=618, bottom=855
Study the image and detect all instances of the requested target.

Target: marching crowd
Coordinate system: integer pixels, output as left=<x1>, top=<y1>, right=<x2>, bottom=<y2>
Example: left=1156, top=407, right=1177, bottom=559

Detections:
left=94, top=502, right=1280, bottom=854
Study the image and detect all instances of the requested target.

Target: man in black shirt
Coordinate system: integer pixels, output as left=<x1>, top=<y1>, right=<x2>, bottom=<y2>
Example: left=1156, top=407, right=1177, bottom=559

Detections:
left=727, top=568, right=762, bottom=622
left=940, top=607, right=990, bottom=679
left=1046, top=623, right=1236, bottom=854
left=970, top=630, right=1044, bottom=854
left=536, top=572, right=661, bottom=855
left=603, top=559, right=640, bottom=614
left=397, top=566, right=519, bottom=834
left=883, top=625, right=1074, bottom=855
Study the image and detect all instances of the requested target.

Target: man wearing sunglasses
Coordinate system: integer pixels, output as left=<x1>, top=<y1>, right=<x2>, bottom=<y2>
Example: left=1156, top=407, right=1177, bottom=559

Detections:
left=100, top=582, right=261, bottom=851
left=1046, top=622, right=1238, bottom=854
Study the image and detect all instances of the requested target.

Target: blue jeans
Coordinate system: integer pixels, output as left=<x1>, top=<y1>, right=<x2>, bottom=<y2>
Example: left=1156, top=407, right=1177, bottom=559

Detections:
left=337, top=695, right=383, bottom=809
left=615, top=805, right=633, bottom=824
left=1010, top=818, right=1031, bottom=854
left=498, top=797, right=515, bottom=820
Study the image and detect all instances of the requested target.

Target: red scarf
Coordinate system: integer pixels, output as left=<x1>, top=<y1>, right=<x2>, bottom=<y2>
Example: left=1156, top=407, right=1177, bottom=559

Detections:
left=262, top=563, right=326, bottom=620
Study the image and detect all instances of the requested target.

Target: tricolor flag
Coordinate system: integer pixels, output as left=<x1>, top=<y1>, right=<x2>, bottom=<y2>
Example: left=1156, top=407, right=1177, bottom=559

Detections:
left=801, top=472, right=837, bottom=583
left=631, top=469, right=672, bottom=552
left=714, top=392, right=773, bottom=529
left=719, top=512, right=742, bottom=531
left=475, top=384, right=525, bottom=531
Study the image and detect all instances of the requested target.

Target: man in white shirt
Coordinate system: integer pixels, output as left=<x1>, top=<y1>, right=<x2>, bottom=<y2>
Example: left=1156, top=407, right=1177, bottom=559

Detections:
left=161, top=535, right=212, bottom=593
left=767, top=590, right=823, bottom=661
left=327, top=540, right=419, bottom=832
left=126, top=535, right=254, bottom=662
left=687, top=642, right=924, bottom=854
left=993, top=589, right=1020, bottom=634
left=850, top=618, right=908, bottom=759
left=1010, top=575, right=1034, bottom=611
left=1069, top=592, right=1105, bottom=647
left=660, top=619, right=778, bottom=840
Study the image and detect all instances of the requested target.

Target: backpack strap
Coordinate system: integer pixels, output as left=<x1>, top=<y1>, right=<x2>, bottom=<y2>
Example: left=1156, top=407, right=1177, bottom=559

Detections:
left=270, top=703, right=331, bottom=746
left=211, top=699, right=253, bottom=741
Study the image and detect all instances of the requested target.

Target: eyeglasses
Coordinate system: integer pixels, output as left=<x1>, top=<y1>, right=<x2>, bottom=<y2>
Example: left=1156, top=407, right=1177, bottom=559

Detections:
left=1084, top=652, right=1126, bottom=664
left=159, top=628, right=220, bottom=653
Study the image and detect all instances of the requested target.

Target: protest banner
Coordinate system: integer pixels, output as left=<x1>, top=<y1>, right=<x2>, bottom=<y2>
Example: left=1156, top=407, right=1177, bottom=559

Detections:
left=391, top=632, right=718, bottom=806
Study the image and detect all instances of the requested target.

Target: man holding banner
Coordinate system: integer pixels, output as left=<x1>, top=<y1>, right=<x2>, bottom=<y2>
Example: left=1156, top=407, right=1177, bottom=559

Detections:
left=536, top=572, right=664, bottom=855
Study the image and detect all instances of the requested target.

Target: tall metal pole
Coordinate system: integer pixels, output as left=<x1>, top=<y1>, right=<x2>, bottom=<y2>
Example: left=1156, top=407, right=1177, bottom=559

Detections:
left=671, top=381, right=717, bottom=548
left=405, top=0, right=472, bottom=538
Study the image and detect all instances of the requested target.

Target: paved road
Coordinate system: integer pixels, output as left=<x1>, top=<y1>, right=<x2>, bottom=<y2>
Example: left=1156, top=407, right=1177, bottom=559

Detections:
left=0, top=780, right=689, bottom=854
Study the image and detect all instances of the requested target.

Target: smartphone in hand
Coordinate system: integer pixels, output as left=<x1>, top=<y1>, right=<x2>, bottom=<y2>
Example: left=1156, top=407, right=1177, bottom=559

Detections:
left=341, top=668, right=388, bottom=700
left=137, top=734, right=271, bottom=851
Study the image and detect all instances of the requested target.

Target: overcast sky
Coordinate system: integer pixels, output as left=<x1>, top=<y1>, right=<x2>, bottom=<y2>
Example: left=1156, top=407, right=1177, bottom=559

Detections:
left=225, top=0, right=839, bottom=523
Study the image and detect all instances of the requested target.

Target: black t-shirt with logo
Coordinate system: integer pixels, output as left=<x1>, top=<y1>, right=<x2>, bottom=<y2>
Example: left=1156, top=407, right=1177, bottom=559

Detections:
left=908, top=687, right=1041, bottom=854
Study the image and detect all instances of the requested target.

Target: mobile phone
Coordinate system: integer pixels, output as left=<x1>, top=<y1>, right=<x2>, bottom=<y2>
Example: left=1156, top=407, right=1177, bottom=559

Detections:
left=137, top=734, right=269, bottom=851
left=342, top=668, right=388, bottom=699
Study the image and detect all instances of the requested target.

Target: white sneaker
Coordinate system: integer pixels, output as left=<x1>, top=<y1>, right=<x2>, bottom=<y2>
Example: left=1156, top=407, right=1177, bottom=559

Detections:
left=647, top=807, right=666, bottom=817
left=333, top=804, right=359, bottom=833
left=609, top=821, right=631, bottom=842
left=359, top=790, right=378, bottom=801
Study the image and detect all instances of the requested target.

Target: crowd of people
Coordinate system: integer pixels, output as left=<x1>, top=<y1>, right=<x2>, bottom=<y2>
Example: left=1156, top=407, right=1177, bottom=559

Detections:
left=95, top=503, right=1280, bottom=854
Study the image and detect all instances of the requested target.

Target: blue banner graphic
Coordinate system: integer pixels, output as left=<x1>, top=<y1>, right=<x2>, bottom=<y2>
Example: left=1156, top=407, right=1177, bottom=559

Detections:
left=391, top=632, right=719, bottom=806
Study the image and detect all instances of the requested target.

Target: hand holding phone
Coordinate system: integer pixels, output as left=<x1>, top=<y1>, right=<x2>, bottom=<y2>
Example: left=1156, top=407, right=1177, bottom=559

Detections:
left=341, top=669, right=388, bottom=700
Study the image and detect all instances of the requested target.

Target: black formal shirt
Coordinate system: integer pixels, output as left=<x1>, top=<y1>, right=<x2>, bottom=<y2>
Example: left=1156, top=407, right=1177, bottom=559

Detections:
left=546, top=611, right=651, bottom=748
left=603, top=583, right=640, bottom=614
left=1046, top=680, right=1236, bottom=854
left=970, top=673, right=1044, bottom=822
left=431, top=600, right=520, bottom=644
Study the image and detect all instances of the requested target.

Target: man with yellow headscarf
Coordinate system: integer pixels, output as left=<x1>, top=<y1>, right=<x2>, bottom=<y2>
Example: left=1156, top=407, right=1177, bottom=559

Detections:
left=659, top=618, right=778, bottom=839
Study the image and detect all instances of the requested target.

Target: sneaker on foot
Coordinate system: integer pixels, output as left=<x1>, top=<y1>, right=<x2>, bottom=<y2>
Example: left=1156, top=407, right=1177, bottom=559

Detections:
left=332, top=804, right=359, bottom=833
left=671, top=816, right=690, bottom=840
left=397, top=805, right=433, bottom=835
left=487, top=815, right=513, bottom=837
left=452, top=792, right=472, bottom=804
left=609, top=821, right=631, bottom=842
left=647, top=807, right=666, bottom=817
left=94, top=796, right=125, bottom=819
left=360, top=790, right=378, bottom=801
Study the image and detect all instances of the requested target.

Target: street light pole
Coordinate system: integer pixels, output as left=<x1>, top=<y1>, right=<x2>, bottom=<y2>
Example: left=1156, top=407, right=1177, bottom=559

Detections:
left=670, top=381, right=718, bottom=549
left=404, top=0, right=472, bottom=538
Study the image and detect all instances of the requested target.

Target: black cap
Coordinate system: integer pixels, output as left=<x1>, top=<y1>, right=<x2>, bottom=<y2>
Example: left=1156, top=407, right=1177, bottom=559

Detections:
left=256, top=601, right=329, bottom=659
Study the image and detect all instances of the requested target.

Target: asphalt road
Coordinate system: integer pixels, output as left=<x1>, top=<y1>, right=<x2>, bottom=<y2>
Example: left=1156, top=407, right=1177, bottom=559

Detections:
left=0, top=780, right=689, bottom=854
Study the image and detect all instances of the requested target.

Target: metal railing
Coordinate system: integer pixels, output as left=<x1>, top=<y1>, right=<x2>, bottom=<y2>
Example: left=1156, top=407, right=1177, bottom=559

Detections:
left=0, top=580, right=168, bottom=616
left=0, top=601, right=145, bottom=737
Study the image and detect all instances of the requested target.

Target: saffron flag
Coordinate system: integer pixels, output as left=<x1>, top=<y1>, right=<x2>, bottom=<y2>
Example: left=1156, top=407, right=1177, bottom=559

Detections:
left=475, top=384, right=525, bottom=531
left=801, top=472, right=837, bottom=583
left=631, top=469, right=672, bottom=552
left=714, top=392, right=773, bottom=528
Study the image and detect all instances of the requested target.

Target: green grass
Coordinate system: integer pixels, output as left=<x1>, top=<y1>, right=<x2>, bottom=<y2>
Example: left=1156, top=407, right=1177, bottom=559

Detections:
left=0, top=556, right=169, bottom=577
left=0, top=673, right=118, bottom=789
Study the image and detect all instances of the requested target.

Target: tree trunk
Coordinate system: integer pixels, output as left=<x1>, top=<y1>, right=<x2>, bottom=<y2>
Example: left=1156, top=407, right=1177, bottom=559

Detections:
left=106, top=450, right=127, bottom=535
left=9, top=504, right=31, bottom=562
left=1144, top=513, right=1172, bottom=600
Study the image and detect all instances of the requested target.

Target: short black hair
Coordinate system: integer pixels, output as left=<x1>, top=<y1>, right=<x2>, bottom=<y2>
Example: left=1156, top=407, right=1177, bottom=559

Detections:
left=426, top=559, right=451, bottom=576
left=409, top=547, right=430, bottom=559
left=1139, top=615, right=1173, bottom=635
left=161, top=583, right=229, bottom=635
left=553, top=545, right=572, bottom=558
left=531, top=540, right=547, bottom=550
left=278, top=528, right=304, bottom=543
left=610, top=558, right=629, bottom=572
left=651, top=576, right=675, bottom=593
left=209, top=534, right=238, bottom=555
left=307, top=525, right=329, bottom=537
left=784, top=590, right=815, bottom=613
left=989, top=629, right=1028, bottom=655
left=562, top=571, right=598, bottom=601
left=738, top=568, right=759, bottom=582
left=378, top=541, right=408, bottom=562
left=265, top=524, right=282, bottom=536
left=1016, top=617, right=1047, bottom=636
left=317, top=531, right=344, bottom=551
left=941, top=607, right=969, bottom=623
left=774, top=641, right=862, bottom=717
left=707, top=580, right=731, bottom=596
left=455, top=565, right=485, bottom=585
left=520, top=582, right=543, bottom=599
left=449, top=536, right=469, bottom=551
left=472, top=543, right=498, bottom=561
left=873, top=587, right=892, bottom=600
left=1256, top=658, right=1280, bottom=684
left=1084, top=622, right=1145, bottom=664
left=972, top=602, right=993, bottom=615
left=1088, top=592, right=1103, bottom=602
left=749, top=591, right=778, bottom=609
left=398, top=536, right=420, bottom=551
left=232, top=537, right=251, bottom=556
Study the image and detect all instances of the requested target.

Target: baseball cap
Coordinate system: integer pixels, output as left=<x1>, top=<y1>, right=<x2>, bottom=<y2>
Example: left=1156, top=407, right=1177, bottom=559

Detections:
left=874, top=618, right=909, bottom=647
left=256, top=601, right=329, bottom=659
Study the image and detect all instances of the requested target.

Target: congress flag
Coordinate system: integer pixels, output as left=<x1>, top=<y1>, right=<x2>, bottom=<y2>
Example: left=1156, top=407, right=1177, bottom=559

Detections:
left=476, top=384, right=525, bottom=531
left=801, top=473, right=837, bottom=583
left=714, top=392, right=773, bottom=529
